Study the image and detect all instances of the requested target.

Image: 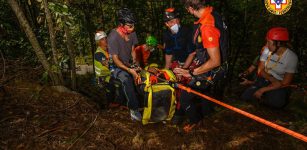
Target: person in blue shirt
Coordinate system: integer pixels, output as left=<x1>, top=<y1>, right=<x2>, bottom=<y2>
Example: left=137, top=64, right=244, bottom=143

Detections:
left=163, top=8, right=195, bottom=70
left=162, top=7, right=195, bottom=125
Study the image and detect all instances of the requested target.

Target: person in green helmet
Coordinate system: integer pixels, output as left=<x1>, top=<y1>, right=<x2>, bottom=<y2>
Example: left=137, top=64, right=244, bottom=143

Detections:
left=134, top=35, right=163, bottom=68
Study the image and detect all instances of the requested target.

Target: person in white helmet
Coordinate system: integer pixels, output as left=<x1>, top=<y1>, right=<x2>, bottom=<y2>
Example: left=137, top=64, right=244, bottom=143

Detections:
left=94, top=31, right=110, bottom=84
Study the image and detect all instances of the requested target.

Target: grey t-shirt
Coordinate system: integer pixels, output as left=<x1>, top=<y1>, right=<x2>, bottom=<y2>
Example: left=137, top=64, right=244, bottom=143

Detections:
left=107, top=29, right=138, bottom=65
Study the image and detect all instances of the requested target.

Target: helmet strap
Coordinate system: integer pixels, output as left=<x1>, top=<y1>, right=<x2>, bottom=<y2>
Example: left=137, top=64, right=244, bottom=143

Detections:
left=272, top=41, right=279, bottom=55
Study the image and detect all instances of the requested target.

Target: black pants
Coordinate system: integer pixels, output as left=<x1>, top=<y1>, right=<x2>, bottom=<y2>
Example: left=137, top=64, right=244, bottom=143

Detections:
left=179, top=79, right=214, bottom=124
left=112, top=68, right=140, bottom=110
left=241, top=78, right=290, bottom=108
left=179, top=68, right=226, bottom=124
left=108, top=77, right=126, bottom=105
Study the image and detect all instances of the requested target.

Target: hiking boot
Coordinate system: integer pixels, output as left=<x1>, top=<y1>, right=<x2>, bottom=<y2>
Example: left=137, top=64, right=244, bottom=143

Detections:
left=183, top=122, right=201, bottom=133
left=183, top=124, right=197, bottom=133
left=130, top=110, right=142, bottom=121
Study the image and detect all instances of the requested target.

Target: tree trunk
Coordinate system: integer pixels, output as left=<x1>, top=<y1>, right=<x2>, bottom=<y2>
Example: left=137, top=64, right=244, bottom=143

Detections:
left=8, top=0, right=61, bottom=85
left=43, top=0, right=64, bottom=84
left=150, top=1, right=153, bottom=33
left=64, top=24, right=76, bottom=90
left=227, top=0, right=248, bottom=91
left=63, top=1, right=76, bottom=90
left=84, top=1, right=95, bottom=78
left=22, top=0, right=37, bottom=30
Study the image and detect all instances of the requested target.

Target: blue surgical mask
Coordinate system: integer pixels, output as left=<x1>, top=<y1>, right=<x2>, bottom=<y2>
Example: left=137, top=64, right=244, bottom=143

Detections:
left=170, top=24, right=180, bottom=34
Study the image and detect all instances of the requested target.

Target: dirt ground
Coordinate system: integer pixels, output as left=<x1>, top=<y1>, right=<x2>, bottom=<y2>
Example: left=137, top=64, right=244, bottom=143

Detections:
left=0, top=62, right=306, bottom=149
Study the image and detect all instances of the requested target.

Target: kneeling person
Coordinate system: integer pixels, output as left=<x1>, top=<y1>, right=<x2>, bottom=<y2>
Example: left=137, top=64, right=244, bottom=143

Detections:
left=241, top=27, right=298, bottom=108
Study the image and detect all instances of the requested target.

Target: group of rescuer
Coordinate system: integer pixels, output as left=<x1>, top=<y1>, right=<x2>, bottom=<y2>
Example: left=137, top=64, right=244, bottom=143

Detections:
left=93, top=0, right=298, bottom=133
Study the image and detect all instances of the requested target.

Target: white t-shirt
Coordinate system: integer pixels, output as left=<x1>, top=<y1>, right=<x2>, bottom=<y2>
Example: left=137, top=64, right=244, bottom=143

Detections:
left=260, top=47, right=298, bottom=80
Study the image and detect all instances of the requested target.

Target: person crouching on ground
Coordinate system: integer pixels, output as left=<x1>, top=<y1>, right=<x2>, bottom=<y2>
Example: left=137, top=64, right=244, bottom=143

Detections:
left=241, top=27, right=298, bottom=108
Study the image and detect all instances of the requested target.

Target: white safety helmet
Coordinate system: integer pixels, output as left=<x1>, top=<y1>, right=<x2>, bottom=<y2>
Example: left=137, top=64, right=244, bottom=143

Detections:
left=95, top=31, right=107, bottom=41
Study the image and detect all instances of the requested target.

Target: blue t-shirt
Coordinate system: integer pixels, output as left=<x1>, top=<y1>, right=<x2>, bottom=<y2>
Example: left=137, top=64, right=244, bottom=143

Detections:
left=163, top=25, right=194, bottom=62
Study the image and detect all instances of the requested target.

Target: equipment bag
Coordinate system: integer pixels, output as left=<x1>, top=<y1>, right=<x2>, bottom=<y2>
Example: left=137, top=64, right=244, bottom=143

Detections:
left=139, top=68, right=177, bottom=125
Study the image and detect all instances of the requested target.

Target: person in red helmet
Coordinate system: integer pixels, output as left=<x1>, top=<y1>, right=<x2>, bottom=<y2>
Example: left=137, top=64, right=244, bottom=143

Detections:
left=241, top=27, right=298, bottom=108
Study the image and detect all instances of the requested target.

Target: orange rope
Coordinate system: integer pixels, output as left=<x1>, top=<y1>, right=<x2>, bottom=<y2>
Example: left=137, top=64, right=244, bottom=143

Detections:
left=177, top=84, right=307, bottom=142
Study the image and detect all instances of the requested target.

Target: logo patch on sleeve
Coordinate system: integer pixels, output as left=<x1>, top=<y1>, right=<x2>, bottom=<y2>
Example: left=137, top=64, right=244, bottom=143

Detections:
left=208, top=37, right=213, bottom=42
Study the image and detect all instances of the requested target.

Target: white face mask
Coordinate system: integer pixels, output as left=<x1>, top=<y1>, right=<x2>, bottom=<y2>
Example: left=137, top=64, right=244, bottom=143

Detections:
left=170, top=24, right=180, bottom=34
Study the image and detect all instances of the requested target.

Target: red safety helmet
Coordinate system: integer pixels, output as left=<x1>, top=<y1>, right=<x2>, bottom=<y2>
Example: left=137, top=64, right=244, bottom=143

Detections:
left=266, top=27, right=289, bottom=41
left=163, top=8, right=179, bottom=22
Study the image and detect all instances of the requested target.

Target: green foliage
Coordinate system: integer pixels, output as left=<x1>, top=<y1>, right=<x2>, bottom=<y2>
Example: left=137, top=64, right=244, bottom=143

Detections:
left=48, top=2, right=73, bottom=28
left=0, top=0, right=33, bottom=58
left=2, top=0, right=306, bottom=84
left=41, top=71, right=49, bottom=83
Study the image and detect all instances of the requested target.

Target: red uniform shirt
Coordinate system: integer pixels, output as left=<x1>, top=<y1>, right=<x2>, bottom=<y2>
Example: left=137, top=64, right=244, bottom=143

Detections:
left=134, top=44, right=151, bottom=66
left=194, top=7, right=220, bottom=49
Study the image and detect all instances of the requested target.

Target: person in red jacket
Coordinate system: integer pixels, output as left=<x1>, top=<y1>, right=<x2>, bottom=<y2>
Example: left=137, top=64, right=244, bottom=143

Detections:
left=134, top=35, right=162, bottom=68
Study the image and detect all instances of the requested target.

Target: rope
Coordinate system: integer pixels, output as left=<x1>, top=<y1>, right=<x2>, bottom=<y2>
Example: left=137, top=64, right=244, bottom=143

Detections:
left=177, top=84, right=307, bottom=142
left=140, top=68, right=307, bottom=142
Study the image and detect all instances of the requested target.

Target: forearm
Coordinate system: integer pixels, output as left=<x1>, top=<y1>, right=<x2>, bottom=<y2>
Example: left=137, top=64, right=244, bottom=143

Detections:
left=260, top=70, right=279, bottom=83
left=113, top=55, right=130, bottom=72
left=193, top=58, right=220, bottom=75
left=243, top=65, right=256, bottom=75
left=259, top=73, right=294, bottom=93
left=182, top=52, right=195, bottom=69
left=131, top=46, right=137, bottom=64
left=164, top=54, right=172, bottom=69
left=260, top=83, right=282, bottom=93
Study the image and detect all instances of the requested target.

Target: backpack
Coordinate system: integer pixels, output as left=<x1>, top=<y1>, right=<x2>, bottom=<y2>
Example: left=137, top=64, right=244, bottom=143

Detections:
left=190, top=10, right=229, bottom=94
left=212, top=10, right=229, bottom=63
left=139, top=68, right=177, bottom=125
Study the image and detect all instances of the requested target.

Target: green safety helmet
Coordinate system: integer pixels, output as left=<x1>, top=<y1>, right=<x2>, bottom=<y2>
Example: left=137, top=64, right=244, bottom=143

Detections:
left=146, top=36, right=158, bottom=47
